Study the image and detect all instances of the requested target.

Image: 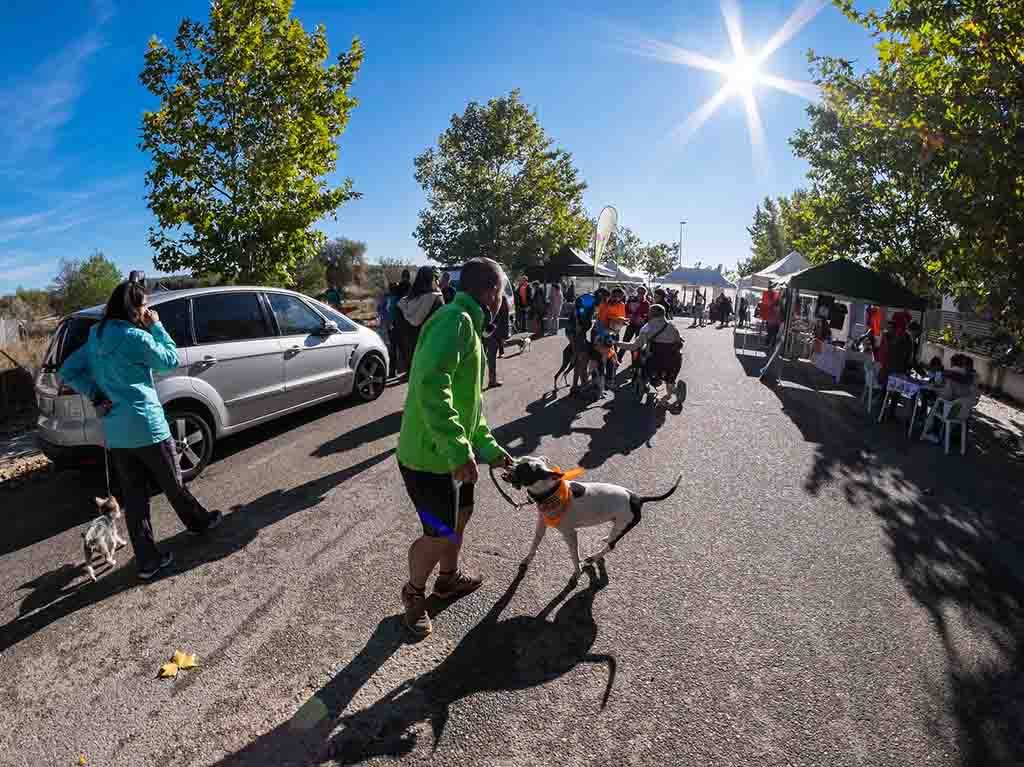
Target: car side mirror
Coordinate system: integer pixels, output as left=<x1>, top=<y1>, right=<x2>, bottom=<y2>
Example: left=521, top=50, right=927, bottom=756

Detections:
left=321, top=320, right=339, bottom=335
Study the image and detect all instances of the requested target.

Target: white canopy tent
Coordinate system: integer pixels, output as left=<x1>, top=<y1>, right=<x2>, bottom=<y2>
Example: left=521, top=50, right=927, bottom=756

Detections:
left=737, top=251, right=811, bottom=292
left=601, top=261, right=647, bottom=285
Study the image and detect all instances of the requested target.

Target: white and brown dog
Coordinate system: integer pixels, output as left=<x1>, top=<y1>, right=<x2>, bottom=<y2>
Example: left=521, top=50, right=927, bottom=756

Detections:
left=503, top=457, right=682, bottom=580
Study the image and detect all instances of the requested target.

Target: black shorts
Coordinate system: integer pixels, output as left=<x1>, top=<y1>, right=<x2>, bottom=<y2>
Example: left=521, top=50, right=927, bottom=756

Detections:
left=400, top=464, right=475, bottom=538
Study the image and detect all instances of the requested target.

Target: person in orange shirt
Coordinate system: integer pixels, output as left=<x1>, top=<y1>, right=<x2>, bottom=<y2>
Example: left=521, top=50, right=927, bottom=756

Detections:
left=597, top=287, right=627, bottom=329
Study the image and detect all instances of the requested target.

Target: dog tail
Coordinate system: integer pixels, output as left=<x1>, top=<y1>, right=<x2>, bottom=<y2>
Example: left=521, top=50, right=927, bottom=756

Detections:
left=636, top=473, right=682, bottom=505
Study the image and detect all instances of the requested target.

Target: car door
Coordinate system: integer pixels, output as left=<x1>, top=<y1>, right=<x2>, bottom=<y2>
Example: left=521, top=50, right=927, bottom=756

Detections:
left=190, top=291, right=286, bottom=428
left=265, top=292, right=358, bottom=408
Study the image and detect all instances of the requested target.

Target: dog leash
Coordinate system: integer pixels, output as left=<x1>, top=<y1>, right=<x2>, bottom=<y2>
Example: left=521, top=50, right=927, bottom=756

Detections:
left=488, top=465, right=531, bottom=510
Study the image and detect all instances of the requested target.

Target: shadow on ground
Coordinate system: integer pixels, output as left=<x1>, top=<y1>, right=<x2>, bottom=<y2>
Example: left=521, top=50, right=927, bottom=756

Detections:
left=493, top=374, right=674, bottom=469
left=737, top=345, right=1024, bottom=766
left=0, top=449, right=395, bottom=655
left=213, top=563, right=615, bottom=767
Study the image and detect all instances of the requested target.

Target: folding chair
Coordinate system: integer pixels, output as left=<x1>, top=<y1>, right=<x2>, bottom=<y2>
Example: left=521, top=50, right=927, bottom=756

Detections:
left=862, top=360, right=883, bottom=417
left=920, top=393, right=981, bottom=455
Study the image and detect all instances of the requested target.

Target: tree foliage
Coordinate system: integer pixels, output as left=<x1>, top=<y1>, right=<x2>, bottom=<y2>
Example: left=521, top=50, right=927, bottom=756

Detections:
left=807, top=0, right=1024, bottom=335
left=290, top=252, right=327, bottom=296
left=603, top=226, right=644, bottom=271
left=320, top=237, right=367, bottom=288
left=414, top=90, right=590, bottom=272
left=642, top=242, right=679, bottom=280
left=740, top=192, right=810, bottom=276
left=140, top=0, right=364, bottom=285
left=52, top=252, right=123, bottom=314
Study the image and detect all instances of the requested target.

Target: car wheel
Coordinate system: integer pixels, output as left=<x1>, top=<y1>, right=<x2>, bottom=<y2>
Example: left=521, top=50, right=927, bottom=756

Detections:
left=354, top=353, right=387, bottom=402
left=166, top=407, right=214, bottom=482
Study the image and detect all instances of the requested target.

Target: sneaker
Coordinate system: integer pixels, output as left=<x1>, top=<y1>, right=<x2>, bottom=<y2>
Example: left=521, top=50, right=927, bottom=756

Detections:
left=489, top=379, right=503, bottom=388
left=187, top=510, right=224, bottom=536
left=433, top=569, right=483, bottom=600
left=138, top=552, right=174, bottom=580
left=401, top=583, right=432, bottom=638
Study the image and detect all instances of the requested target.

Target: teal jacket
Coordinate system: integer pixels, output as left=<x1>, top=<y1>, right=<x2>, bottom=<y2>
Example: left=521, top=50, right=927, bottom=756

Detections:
left=397, top=291, right=507, bottom=474
left=59, top=320, right=179, bottom=449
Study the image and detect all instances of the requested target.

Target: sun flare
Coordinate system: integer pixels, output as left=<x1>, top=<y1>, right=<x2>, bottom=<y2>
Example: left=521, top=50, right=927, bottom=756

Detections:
left=727, top=54, right=760, bottom=94
left=628, top=0, right=826, bottom=162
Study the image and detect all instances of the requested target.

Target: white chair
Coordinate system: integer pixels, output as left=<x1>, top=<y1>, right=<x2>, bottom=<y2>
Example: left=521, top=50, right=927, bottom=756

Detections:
left=920, top=393, right=981, bottom=455
left=862, top=361, right=883, bottom=416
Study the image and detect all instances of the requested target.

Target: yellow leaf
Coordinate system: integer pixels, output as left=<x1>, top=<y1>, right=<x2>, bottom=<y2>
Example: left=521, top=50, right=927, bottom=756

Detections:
left=78, top=756, right=88, bottom=766
left=159, top=662, right=179, bottom=679
left=172, top=650, right=198, bottom=670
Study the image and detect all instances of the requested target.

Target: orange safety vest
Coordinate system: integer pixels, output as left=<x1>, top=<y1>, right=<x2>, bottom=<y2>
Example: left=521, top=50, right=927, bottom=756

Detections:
left=533, top=467, right=585, bottom=528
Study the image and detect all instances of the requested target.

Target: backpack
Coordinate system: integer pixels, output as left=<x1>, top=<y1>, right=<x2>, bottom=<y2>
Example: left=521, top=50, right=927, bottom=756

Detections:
left=572, top=293, right=596, bottom=332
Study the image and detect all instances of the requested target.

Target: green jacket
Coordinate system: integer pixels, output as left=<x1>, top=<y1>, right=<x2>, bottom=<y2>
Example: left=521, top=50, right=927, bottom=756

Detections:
left=397, top=291, right=506, bottom=474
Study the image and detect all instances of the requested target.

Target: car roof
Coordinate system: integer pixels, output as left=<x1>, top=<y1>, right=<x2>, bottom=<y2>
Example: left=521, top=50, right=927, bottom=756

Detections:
left=69, top=285, right=312, bottom=319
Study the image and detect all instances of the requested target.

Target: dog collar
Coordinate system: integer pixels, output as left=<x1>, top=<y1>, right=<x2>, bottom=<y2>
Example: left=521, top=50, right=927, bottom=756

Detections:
left=527, top=468, right=584, bottom=528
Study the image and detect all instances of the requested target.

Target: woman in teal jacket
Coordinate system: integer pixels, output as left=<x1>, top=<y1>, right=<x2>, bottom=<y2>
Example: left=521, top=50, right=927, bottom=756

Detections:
left=60, top=279, right=220, bottom=580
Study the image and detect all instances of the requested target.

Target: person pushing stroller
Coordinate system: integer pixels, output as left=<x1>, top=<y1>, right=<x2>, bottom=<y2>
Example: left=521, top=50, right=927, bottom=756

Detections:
left=619, top=303, right=686, bottom=411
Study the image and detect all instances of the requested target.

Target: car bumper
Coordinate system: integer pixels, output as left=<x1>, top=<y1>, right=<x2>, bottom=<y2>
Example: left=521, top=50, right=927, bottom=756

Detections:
left=36, top=434, right=105, bottom=469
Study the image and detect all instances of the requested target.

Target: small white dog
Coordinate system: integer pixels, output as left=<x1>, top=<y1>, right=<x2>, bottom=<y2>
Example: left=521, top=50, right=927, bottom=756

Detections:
left=82, top=496, right=127, bottom=581
left=503, top=457, right=681, bottom=580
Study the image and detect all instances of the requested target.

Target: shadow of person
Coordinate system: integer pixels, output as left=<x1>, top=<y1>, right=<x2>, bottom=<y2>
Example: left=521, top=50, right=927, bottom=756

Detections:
left=0, top=449, right=396, bottom=656
left=311, top=411, right=403, bottom=458
left=491, top=394, right=587, bottom=459
left=325, top=562, right=615, bottom=765
left=574, top=397, right=667, bottom=470
left=212, top=593, right=458, bottom=767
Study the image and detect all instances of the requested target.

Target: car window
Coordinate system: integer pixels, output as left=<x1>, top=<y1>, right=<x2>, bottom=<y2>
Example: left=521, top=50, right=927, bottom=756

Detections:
left=268, top=293, right=324, bottom=336
left=310, top=301, right=359, bottom=332
left=156, top=298, right=193, bottom=348
left=43, top=316, right=96, bottom=371
left=193, top=293, right=271, bottom=344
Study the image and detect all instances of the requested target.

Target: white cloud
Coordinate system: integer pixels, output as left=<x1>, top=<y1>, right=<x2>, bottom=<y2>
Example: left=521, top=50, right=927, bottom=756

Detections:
left=0, top=0, right=113, bottom=164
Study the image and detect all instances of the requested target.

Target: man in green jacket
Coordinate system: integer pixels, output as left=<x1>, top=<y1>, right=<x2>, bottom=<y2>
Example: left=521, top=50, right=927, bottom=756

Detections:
left=397, top=257, right=513, bottom=638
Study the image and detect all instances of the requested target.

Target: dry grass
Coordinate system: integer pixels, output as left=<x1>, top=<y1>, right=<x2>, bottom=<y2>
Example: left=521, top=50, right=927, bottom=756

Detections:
left=0, top=336, right=50, bottom=374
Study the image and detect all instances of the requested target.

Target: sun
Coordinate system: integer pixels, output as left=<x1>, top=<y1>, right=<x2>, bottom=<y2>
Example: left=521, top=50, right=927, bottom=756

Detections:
left=727, top=54, right=760, bottom=94
left=628, top=0, right=826, bottom=160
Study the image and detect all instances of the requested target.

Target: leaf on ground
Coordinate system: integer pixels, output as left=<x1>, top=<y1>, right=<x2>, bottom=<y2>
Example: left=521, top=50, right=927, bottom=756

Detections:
left=172, top=650, right=198, bottom=670
left=78, top=755, right=88, bottom=766
left=158, top=662, right=179, bottom=679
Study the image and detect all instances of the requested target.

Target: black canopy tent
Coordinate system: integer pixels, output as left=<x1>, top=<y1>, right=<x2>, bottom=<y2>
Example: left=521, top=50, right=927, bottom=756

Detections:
left=781, top=258, right=927, bottom=311
left=525, top=245, right=615, bottom=283
left=763, top=258, right=929, bottom=381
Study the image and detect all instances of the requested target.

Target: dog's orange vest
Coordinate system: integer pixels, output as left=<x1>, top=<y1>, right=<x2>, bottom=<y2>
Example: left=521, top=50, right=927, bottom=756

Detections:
left=535, top=467, right=585, bottom=528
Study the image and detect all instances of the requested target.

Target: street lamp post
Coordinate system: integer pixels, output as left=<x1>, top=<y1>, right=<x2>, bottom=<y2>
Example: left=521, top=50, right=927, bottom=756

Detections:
left=678, top=220, right=686, bottom=268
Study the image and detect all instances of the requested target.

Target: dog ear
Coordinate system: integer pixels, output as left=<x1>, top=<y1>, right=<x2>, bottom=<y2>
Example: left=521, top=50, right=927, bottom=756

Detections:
left=94, top=497, right=106, bottom=507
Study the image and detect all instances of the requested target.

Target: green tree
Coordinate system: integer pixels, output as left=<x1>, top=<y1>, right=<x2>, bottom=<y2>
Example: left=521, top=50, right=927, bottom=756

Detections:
left=290, top=252, right=327, bottom=296
left=52, top=252, right=123, bottom=314
left=604, top=226, right=644, bottom=271
left=641, top=242, right=679, bottom=280
left=789, top=60, right=949, bottom=293
left=740, top=197, right=787, bottom=276
left=825, top=0, right=1024, bottom=335
left=413, top=90, right=590, bottom=272
left=140, top=0, right=364, bottom=285
left=320, top=237, right=367, bottom=288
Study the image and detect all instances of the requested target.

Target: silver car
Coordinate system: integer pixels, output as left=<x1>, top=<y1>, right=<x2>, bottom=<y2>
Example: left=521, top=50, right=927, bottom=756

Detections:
left=35, top=286, right=389, bottom=480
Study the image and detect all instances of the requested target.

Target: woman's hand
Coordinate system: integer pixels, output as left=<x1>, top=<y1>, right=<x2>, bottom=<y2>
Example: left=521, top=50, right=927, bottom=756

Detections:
left=141, top=308, right=160, bottom=328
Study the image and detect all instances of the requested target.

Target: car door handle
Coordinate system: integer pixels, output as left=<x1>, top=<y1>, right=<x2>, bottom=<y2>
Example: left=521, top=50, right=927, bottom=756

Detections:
left=201, top=355, right=218, bottom=366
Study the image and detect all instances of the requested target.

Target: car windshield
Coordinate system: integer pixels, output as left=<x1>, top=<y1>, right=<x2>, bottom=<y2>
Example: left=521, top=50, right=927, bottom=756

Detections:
left=42, top=316, right=97, bottom=371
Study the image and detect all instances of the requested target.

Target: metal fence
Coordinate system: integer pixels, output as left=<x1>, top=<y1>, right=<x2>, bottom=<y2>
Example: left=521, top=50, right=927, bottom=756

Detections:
left=925, top=309, right=1000, bottom=355
left=0, top=318, right=25, bottom=347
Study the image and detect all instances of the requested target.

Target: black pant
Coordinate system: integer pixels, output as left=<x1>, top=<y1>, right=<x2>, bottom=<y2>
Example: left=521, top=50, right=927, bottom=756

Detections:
left=766, top=323, right=780, bottom=349
left=619, top=324, right=640, bottom=362
left=485, top=335, right=500, bottom=382
left=112, top=438, right=212, bottom=569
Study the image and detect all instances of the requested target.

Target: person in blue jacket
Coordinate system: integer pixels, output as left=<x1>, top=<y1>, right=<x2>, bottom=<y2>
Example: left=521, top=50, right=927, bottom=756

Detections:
left=60, top=278, right=221, bottom=580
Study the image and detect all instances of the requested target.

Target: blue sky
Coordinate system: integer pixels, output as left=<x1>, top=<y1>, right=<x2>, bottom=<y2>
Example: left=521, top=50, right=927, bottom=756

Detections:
left=0, top=0, right=878, bottom=294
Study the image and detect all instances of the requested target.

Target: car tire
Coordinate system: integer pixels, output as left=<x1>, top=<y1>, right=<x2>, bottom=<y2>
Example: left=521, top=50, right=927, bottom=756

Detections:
left=165, top=407, right=215, bottom=482
left=353, top=353, right=387, bottom=402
